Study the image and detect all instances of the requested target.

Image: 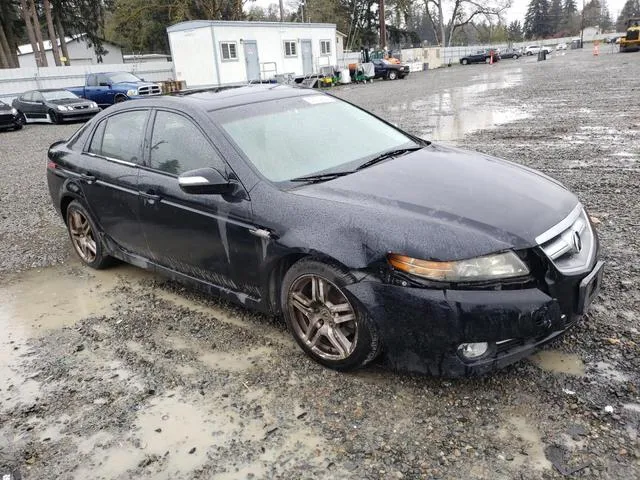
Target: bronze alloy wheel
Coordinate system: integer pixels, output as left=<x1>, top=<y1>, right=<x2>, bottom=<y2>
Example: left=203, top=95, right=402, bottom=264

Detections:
left=287, top=274, right=358, bottom=361
left=68, top=209, right=97, bottom=263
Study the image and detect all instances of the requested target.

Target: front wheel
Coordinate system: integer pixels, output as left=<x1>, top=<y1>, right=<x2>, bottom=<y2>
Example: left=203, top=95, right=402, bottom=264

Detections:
left=48, top=109, right=62, bottom=124
left=387, top=70, right=398, bottom=80
left=461, top=59, right=469, bottom=65
left=513, top=55, right=519, bottom=59
left=281, top=258, right=381, bottom=371
left=114, top=94, right=127, bottom=103
left=66, top=200, right=113, bottom=269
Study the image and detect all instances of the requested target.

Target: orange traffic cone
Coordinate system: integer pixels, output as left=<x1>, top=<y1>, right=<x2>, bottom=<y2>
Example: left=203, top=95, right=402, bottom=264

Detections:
left=490, top=52, right=494, bottom=64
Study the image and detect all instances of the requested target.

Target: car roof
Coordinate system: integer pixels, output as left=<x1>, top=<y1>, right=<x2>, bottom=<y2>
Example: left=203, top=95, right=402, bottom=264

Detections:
left=27, top=88, right=72, bottom=93
left=105, top=84, right=321, bottom=114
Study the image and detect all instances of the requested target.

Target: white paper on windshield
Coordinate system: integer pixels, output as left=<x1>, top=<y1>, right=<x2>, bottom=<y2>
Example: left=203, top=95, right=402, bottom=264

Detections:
left=303, top=95, right=336, bottom=105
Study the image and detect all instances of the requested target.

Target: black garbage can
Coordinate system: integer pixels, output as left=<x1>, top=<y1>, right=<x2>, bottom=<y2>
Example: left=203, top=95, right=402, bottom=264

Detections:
left=537, top=50, right=547, bottom=61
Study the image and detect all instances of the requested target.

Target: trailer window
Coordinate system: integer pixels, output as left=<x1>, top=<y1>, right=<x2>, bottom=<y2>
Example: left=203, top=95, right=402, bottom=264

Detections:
left=284, top=41, right=297, bottom=57
left=320, top=40, right=331, bottom=55
left=220, top=42, right=238, bottom=61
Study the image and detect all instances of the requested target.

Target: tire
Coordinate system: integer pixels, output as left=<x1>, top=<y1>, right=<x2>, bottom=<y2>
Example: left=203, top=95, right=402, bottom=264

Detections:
left=485, top=57, right=491, bottom=63
left=13, top=123, right=22, bottom=131
left=461, top=58, right=469, bottom=65
left=281, top=258, right=381, bottom=371
left=48, top=109, right=62, bottom=124
left=65, top=200, right=113, bottom=269
left=114, top=94, right=127, bottom=103
left=387, top=70, right=398, bottom=80
left=513, top=55, right=519, bottom=59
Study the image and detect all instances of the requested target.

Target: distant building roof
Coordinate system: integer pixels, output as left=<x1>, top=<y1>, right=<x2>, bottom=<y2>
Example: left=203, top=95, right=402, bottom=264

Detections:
left=167, top=20, right=337, bottom=33
left=17, top=33, right=122, bottom=56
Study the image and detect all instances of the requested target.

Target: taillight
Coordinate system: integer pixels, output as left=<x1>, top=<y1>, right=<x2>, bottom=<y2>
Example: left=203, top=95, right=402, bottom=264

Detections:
left=47, top=159, right=57, bottom=169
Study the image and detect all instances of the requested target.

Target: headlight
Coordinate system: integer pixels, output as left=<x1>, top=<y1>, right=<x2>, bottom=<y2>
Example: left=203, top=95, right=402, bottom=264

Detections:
left=387, top=251, right=529, bottom=282
left=126, top=89, right=138, bottom=96
left=90, top=102, right=98, bottom=109
left=11, top=107, right=17, bottom=115
left=57, top=105, right=69, bottom=111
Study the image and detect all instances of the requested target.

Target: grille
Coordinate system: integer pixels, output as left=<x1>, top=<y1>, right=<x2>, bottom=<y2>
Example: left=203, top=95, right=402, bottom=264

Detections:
left=536, top=204, right=596, bottom=275
left=138, top=85, right=162, bottom=96
left=0, top=113, right=12, bottom=121
left=73, top=105, right=89, bottom=110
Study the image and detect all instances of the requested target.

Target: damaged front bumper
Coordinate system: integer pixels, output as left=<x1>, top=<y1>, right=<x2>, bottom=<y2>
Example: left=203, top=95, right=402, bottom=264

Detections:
left=345, top=261, right=604, bottom=376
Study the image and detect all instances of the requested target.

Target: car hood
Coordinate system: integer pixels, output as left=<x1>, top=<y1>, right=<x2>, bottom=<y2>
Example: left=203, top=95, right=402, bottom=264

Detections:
left=0, top=103, right=11, bottom=112
left=287, top=144, right=578, bottom=262
left=113, top=81, right=157, bottom=89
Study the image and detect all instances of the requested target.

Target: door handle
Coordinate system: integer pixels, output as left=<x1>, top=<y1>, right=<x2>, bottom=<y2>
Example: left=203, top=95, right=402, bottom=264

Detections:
left=141, top=190, right=161, bottom=205
left=79, top=173, right=96, bottom=184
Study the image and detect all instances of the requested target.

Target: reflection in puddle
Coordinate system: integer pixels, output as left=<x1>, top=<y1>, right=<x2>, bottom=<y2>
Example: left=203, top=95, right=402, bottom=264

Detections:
left=529, top=350, right=586, bottom=376
left=387, top=69, right=529, bottom=141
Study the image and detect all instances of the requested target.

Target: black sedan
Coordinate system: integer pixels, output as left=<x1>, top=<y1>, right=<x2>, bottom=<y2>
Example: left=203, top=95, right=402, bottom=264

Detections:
left=372, top=59, right=410, bottom=80
left=46, top=86, right=603, bottom=376
left=460, top=50, right=500, bottom=64
left=0, top=100, right=23, bottom=130
left=12, top=89, right=100, bottom=124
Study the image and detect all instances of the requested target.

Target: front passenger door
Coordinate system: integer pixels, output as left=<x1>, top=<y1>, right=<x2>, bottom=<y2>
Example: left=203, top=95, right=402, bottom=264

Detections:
left=137, top=110, right=262, bottom=297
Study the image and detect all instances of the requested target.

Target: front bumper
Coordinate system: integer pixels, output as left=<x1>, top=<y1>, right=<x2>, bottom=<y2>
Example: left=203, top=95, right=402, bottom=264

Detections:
left=0, top=113, right=21, bottom=128
left=60, top=108, right=101, bottom=121
left=345, top=261, right=603, bottom=377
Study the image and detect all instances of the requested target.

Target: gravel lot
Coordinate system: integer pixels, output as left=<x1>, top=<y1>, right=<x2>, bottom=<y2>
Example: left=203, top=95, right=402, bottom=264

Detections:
left=1, top=48, right=638, bottom=479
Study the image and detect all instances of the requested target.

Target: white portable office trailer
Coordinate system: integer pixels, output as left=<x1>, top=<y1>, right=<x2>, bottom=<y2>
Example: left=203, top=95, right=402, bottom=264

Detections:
left=167, top=20, right=338, bottom=88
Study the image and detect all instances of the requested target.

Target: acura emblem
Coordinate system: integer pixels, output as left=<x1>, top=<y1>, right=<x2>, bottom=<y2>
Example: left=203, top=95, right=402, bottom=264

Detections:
left=571, top=230, right=582, bottom=254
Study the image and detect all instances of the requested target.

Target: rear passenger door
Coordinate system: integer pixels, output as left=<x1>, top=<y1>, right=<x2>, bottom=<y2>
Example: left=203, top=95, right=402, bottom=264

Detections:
left=80, top=109, right=150, bottom=256
left=137, top=109, right=262, bottom=296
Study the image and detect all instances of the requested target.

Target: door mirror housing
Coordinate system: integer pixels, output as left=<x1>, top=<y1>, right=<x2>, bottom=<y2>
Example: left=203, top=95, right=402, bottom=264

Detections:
left=178, top=168, right=234, bottom=195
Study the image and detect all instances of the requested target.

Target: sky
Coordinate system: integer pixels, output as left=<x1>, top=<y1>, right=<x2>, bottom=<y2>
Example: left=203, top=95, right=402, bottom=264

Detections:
left=252, top=0, right=629, bottom=23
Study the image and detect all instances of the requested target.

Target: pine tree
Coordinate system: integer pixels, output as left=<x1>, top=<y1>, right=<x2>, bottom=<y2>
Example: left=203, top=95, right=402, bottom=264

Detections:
left=524, top=0, right=551, bottom=38
left=507, top=20, right=524, bottom=42
left=616, top=0, right=640, bottom=31
left=549, top=0, right=563, bottom=33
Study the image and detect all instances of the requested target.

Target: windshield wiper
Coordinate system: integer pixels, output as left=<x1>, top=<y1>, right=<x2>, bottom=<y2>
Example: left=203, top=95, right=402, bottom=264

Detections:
left=356, top=146, right=422, bottom=171
left=289, top=171, right=354, bottom=184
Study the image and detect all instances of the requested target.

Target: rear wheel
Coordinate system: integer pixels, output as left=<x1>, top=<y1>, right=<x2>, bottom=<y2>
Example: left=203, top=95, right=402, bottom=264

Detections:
left=387, top=70, right=398, bottom=80
left=65, top=200, right=112, bottom=269
left=513, top=54, right=519, bottom=59
left=461, top=58, right=469, bottom=65
left=281, top=258, right=381, bottom=371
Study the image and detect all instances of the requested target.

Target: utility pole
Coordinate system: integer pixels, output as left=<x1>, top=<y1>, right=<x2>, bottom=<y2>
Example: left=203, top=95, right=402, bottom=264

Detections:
left=379, top=0, right=386, bottom=50
left=279, top=0, right=284, bottom=22
left=580, top=0, right=585, bottom=48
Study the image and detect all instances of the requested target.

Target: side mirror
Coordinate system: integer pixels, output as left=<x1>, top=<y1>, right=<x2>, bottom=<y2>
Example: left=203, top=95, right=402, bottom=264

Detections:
left=178, top=167, right=234, bottom=195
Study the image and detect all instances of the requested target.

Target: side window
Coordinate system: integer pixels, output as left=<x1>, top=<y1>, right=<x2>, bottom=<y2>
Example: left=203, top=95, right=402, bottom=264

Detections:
left=220, top=42, right=237, bottom=61
left=320, top=40, right=331, bottom=55
left=87, top=74, right=97, bottom=86
left=32, top=91, right=44, bottom=102
left=22, top=92, right=33, bottom=102
left=88, top=119, right=107, bottom=154
left=97, top=74, right=110, bottom=86
left=150, top=111, right=225, bottom=175
left=89, top=110, right=147, bottom=163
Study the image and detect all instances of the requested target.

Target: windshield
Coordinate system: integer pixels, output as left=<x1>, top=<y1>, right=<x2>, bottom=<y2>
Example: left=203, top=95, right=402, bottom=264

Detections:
left=214, top=95, right=416, bottom=182
left=42, top=90, right=79, bottom=101
left=107, top=72, right=142, bottom=83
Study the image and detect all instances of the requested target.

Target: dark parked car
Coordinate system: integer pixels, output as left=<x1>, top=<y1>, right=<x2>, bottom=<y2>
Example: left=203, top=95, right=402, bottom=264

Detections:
left=0, top=100, right=23, bottom=130
left=371, top=59, right=410, bottom=80
left=12, top=89, right=100, bottom=124
left=47, top=85, right=604, bottom=376
left=460, top=50, right=500, bottom=64
left=499, top=48, right=522, bottom=59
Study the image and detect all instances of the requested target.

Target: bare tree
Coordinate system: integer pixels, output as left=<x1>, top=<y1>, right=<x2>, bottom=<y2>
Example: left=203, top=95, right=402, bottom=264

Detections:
left=43, top=0, right=62, bottom=65
left=29, top=0, right=49, bottom=66
left=425, top=0, right=511, bottom=46
left=19, top=0, right=43, bottom=66
left=53, top=3, right=70, bottom=65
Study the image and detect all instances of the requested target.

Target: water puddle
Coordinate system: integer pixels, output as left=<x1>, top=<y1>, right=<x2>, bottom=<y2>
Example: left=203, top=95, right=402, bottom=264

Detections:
left=528, top=350, right=586, bottom=376
left=198, top=346, right=273, bottom=372
left=498, top=415, right=552, bottom=471
left=386, top=69, right=530, bottom=141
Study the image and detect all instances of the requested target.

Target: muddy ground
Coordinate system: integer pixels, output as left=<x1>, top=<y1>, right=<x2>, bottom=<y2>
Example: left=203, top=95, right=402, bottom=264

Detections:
left=0, top=48, right=638, bottom=479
